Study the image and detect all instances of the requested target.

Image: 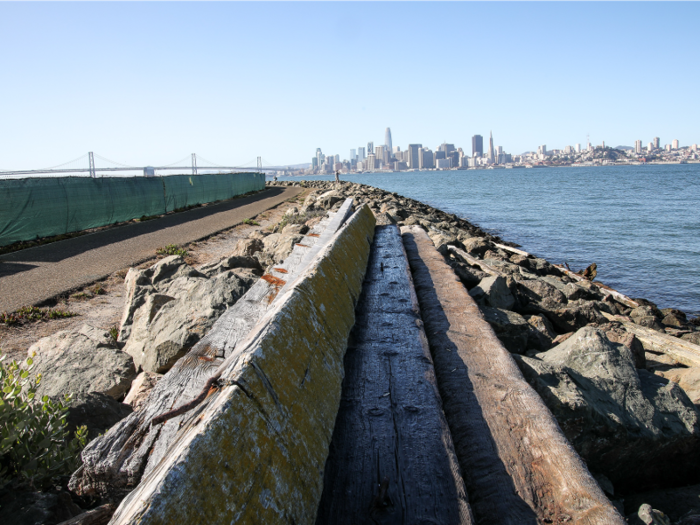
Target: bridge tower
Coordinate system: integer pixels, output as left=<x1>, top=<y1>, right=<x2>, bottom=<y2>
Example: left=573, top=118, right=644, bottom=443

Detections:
left=257, top=157, right=262, bottom=171
left=88, top=152, right=96, bottom=178
left=191, top=154, right=197, bottom=176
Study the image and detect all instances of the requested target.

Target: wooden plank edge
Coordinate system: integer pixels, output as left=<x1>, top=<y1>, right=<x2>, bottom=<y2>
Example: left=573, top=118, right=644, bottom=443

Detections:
left=108, top=204, right=376, bottom=525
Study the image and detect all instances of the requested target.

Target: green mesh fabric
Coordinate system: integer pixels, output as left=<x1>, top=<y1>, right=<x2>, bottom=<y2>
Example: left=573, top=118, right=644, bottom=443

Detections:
left=0, top=172, right=264, bottom=246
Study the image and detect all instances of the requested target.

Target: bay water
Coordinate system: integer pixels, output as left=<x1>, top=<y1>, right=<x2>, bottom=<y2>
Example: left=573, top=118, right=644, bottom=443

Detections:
left=279, top=164, right=700, bottom=316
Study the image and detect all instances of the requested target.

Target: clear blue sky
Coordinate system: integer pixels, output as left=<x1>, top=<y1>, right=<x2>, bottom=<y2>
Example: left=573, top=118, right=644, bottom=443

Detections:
left=1, top=2, right=698, bottom=169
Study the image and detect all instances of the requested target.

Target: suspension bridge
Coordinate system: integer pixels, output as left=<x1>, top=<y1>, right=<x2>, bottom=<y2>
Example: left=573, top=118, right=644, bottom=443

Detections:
left=0, top=152, right=293, bottom=179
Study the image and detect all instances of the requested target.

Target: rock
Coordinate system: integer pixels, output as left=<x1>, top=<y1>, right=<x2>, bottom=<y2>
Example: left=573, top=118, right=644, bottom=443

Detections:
left=525, top=314, right=557, bottom=351
left=547, top=302, right=608, bottom=333
left=373, top=212, right=396, bottom=226
left=231, top=237, right=265, bottom=257
left=656, top=367, right=700, bottom=406
left=151, top=255, right=203, bottom=285
left=123, top=267, right=255, bottom=373
left=284, top=206, right=299, bottom=217
left=604, top=325, right=646, bottom=369
left=514, top=279, right=568, bottom=315
left=516, top=326, right=700, bottom=492
left=481, top=307, right=530, bottom=354
left=427, top=230, right=462, bottom=255
left=199, top=255, right=262, bottom=277
left=563, top=282, right=601, bottom=301
left=123, top=371, right=162, bottom=411
left=0, top=490, right=83, bottom=525
left=635, top=316, right=666, bottom=332
left=623, top=483, right=700, bottom=523
left=469, top=275, right=515, bottom=310
left=315, top=190, right=343, bottom=210
left=447, top=260, right=490, bottom=290
left=459, top=235, right=491, bottom=257
left=28, top=324, right=136, bottom=400
left=637, top=504, right=671, bottom=525
left=631, top=305, right=663, bottom=321
left=65, top=391, right=134, bottom=440
left=662, top=309, right=688, bottom=328
left=520, top=257, right=561, bottom=277
left=552, top=332, right=574, bottom=345
left=262, top=231, right=305, bottom=264
left=682, top=333, right=700, bottom=345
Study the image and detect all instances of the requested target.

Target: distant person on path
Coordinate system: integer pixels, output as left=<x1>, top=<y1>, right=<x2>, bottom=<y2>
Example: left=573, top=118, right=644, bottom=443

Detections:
left=335, top=170, right=340, bottom=183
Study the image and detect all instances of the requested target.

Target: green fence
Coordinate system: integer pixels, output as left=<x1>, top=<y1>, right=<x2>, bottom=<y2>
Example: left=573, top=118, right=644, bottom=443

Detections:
left=0, top=172, right=265, bottom=247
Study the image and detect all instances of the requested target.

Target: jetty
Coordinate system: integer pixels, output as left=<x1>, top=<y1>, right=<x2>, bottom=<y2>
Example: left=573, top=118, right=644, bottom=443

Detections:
left=12, top=180, right=698, bottom=524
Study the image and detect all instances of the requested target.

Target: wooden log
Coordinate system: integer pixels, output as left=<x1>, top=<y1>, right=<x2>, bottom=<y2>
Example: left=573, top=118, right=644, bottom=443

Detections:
left=69, top=200, right=356, bottom=499
left=56, top=504, right=115, bottom=525
left=447, top=245, right=504, bottom=277
left=108, top=204, right=376, bottom=524
left=493, top=242, right=532, bottom=258
left=601, top=312, right=700, bottom=368
left=316, top=225, right=473, bottom=524
left=401, top=226, right=624, bottom=525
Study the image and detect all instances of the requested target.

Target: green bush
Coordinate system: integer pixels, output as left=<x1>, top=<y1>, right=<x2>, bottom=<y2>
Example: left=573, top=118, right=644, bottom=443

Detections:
left=0, top=354, right=87, bottom=490
left=156, top=244, right=188, bottom=257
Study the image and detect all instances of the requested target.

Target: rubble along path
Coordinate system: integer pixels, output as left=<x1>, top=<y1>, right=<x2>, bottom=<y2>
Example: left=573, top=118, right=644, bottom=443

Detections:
left=0, top=186, right=302, bottom=313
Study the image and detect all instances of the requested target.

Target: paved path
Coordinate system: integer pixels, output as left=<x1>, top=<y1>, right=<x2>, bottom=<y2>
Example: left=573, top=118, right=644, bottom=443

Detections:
left=0, top=186, right=302, bottom=313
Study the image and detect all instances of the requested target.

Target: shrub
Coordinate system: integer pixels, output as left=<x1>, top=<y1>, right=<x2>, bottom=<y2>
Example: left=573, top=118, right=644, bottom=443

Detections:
left=242, top=218, right=260, bottom=226
left=156, top=244, right=188, bottom=257
left=1, top=307, right=76, bottom=326
left=0, top=354, right=87, bottom=490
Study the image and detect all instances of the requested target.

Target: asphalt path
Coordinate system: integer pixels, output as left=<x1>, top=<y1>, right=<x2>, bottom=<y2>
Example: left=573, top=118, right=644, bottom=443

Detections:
left=0, top=186, right=302, bottom=313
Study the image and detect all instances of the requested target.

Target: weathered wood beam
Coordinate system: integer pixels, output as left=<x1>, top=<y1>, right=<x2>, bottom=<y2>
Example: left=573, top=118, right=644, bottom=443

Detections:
left=69, top=200, right=356, bottom=500
left=493, top=242, right=532, bottom=258
left=602, top=312, right=700, bottom=368
left=316, top=225, right=473, bottom=524
left=108, top=205, right=376, bottom=524
left=447, top=245, right=504, bottom=277
left=402, top=226, right=624, bottom=525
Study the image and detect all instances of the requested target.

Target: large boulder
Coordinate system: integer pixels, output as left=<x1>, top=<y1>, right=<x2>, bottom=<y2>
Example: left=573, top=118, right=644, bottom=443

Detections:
left=198, top=255, right=262, bottom=277
left=469, top=275, right=515, bottom=310
left=28, top=324, right=136, bottom=400
left=447, top=259, right=490, bottom=290
left=516, top=326, right=700, bottom=492
left=120, top=257, right=255, bottom=373
left=65, top=391, right=134, bottom=440
left=262, top=231, right=305, bottom=264
left=525, top=314, right=557, bottom=352
left=514, top=278, right=568, bottom=315
left=546, top=301, right=608, bottom=333
left=481, top=307, right=530, bottom=354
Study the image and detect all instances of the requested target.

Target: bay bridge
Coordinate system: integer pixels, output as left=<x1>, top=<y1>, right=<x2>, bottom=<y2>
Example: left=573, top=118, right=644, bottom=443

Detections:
left=0, top=152, right=293, bottom=179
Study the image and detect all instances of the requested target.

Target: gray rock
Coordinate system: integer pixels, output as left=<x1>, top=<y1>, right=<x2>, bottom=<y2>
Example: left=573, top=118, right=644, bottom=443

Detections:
left=481, top=307, right=530, bottom=354
left=547, top=302, right=608, bottom=333
left=448, top=260, right=489, bottom=290
left=28, top=324, right=136, bottom=400
left=199, top=255, right=262, bottom=277
left=515, top=278, right=568, bottom=315
left=638, top=504, right=671, bottom=525
left=65, top=391, right=133, bottom=441
left=315, top=190, right=343, bottom=210
left=525, top=314, right=557, bottom=351
left=231, top=237, right=265, bottom=257
left=262, top=231, right=305, bottom=264
left=635, top=316, right=666, bottom=332
left=519, top=257, right=561, bottom=277
left=516, top=326, right=700, bottom=492
left=469, top=275, right=515, bottom=310
left=631, top=305, right=662, bottom=320
left=0, top=490, right=82, bottom=525
left=682, top=333, right=700, bottom=345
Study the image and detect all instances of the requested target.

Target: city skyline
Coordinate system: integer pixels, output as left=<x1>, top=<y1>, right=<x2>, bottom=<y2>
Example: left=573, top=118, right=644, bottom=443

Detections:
left=1, top=2, right=698, bottom=169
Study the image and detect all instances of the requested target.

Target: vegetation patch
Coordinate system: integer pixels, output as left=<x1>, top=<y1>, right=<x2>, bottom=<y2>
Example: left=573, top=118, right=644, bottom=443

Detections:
left=156, top=244, right=189, bottom=257
left=243, top=218, right=260, bottom=226
left=0, top=306, right=77, bottom=326
left=0, top=354, right=87, bottom=490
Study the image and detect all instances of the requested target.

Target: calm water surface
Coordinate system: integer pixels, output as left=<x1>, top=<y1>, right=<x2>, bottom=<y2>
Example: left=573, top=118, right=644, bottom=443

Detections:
left=279, top=164, right=700, bottom=316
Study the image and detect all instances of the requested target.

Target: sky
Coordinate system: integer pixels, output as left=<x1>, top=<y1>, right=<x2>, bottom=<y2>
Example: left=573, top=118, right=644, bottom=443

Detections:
left=1, top=2, right=698, bottom=170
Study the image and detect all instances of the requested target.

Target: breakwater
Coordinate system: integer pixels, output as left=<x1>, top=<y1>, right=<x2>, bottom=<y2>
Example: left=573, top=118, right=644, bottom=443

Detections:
left=0, top=172, right=265, bottom=247
left=281, top=163, right=700, bottom=316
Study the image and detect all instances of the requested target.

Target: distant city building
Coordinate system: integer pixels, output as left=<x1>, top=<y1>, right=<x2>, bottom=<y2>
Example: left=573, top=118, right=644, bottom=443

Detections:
left=350, top=148, right=356, bottom=161
left=564, top=145, right=574, bottom=154
left=358, top=147, right=366, bottom=160
left=366, top=154, right=376, bottom=171
left=436, top=158, right=451, bottom=169
left=367, top=142, right=374, bottom=156
left=435, top=150, right=446, bottom=160
left=635, top=140, right=642, bottom=154
left=576, top=143, right=581, bottom=153
left=488, top=132, right=495, bottom=162
left=653, top=137, right=660, bottom=149
left=439, top=143, right=455, bottom=154
left=665, top=144, right=672, bottom=152
left=422, top=149, right=434, bottom=169
left=311, top=157, right=318, bottom=169
left=538, top=145, right=547, bottom=156
left=672, top=139, right=679, bottom=150
left=497, top=145, right=503, bottom=156
left=408, top=144, right=422, bottom=169
left=472, top=135, right=483, bottom=157
left=385, top=128, right=393, bottom=155
left=648, top=142, right=654, bottom=152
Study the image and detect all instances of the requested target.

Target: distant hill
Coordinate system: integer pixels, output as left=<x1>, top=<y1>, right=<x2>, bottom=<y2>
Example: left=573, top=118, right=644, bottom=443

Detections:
left=264, top=162, right=311, bottom=170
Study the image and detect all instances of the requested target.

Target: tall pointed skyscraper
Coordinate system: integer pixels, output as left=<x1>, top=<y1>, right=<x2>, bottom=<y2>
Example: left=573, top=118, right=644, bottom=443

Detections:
left=385, top=127, right=393, bottom=155
left=488, top=131, right=495, bottom=162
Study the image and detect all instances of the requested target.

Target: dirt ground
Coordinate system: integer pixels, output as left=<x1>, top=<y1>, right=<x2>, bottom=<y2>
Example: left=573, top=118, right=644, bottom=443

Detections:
left=0, top=190, right=308, bottom=363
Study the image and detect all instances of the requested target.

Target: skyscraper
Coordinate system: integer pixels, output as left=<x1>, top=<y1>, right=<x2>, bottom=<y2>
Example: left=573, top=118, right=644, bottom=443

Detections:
left=653, top=137, right=660, bottom=149
left=358, top=147, right=366, bottom=160
left=367, top=142, right=374, bottom=156
left=408, top=144, right=422, bottom=169
left=385, top=128, right=393, bottom=155
left=472, top=135, right=483, bottom=157
left=488, top=132, right=495, bottom=162
left=672, top=139, right=679, bottom=150
left=350, top=149, right=356, bottom=161
left=635, top=140, right=642, bottom=154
